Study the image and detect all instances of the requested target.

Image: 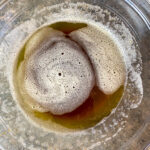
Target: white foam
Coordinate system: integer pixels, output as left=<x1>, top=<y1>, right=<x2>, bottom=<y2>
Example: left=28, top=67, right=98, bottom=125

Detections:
left=70, top=25, right=126, bottom=94
left=22, top=28, right=95, bottom=115
left=19, top=23, right=126, bottom=115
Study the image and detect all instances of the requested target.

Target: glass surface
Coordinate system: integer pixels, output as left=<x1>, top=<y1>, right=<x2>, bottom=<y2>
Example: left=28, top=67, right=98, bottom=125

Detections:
left=0, top=0, right=150, bottom=150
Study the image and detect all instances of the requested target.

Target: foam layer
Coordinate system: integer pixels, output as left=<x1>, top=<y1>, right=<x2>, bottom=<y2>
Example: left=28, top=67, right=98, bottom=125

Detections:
left=23, top=27, right=95, bottom=115
left=70, top=25, right=126, bottom=94
left=17, top=23, right=126, bottom=115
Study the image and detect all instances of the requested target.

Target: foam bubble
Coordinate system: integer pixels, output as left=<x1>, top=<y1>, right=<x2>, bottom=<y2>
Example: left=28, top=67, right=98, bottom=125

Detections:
left=21, top=27, right=95, bottom=115
left=16, top=22, right=126, bottom=115
left=70, top=24, right=126, bottom=95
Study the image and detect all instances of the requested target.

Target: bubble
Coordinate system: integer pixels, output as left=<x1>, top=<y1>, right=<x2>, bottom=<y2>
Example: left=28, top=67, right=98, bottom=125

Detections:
left=23, top=27, right=95, bottom=115
left=70, top=24, right=126, bottom=95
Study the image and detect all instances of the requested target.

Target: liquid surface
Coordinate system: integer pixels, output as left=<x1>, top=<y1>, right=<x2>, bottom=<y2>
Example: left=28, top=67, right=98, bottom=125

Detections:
left=34, top=86, right=123, bottom=129
left=13, top=22, right=125, bottom=130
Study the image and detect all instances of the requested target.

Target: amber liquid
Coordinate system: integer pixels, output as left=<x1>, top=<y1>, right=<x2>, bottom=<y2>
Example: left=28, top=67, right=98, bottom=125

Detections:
left=15, top=22, right=124, bottom=130
left=34, top=86, right=123, bottom=129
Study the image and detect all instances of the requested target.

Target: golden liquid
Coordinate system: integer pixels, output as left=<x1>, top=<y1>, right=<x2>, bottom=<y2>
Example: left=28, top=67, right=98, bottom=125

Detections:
left=14, top=22, right=124, bottom=131
left=34, top=86, right=123, bottom=129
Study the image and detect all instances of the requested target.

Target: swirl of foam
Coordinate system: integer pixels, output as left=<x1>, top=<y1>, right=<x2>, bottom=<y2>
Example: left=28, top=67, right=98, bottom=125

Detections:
left=23, top=27, right=95, bottom=115
left=18, top=23, right=125, bottom=115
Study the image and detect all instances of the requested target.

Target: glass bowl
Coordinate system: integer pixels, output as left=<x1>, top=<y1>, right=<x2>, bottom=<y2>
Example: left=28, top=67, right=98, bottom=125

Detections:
left=0, top=0, right=150, bottom=150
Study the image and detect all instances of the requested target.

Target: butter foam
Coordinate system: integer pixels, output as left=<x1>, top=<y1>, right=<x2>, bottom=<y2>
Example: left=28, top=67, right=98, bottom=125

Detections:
left=20, top=27, right=95, bottom=115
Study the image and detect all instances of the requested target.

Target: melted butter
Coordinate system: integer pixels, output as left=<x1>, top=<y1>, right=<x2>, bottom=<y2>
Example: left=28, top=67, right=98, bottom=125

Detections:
left=49, top=22, right=87, bottom=34
left=13, top=21, right=125, bottom=131
left=33, top=86, right=123, bottom=129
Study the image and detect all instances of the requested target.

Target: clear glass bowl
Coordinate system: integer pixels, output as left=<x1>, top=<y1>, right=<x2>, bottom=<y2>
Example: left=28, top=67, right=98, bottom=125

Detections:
left=0, top=0, right=150, bottom=150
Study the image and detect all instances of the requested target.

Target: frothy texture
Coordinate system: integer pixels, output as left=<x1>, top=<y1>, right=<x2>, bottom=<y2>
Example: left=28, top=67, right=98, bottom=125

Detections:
left=16, top=23, right=126, bottom=115
left=23, top=27, right=95, bottom=115
left=70, top=25, right=125, bottom=94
